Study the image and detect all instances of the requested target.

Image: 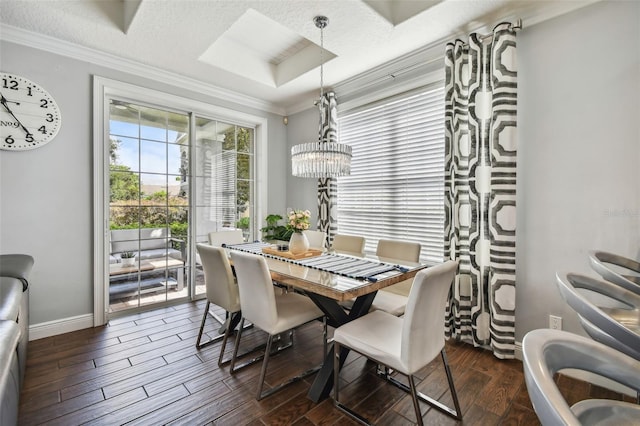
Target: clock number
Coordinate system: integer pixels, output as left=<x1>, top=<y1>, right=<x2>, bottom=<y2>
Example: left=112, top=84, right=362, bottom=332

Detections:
left=38, top=125, right=47, bottom=134
left=2, top=78, right=18, bottom=90
left=4, top=135, right=14, bottom=145
left=27, top=87, right=33, bottom=96
left=40, top=98, right=49, bottom=108
left=46, top=113, right=54, bottom=123
left=25, top=134, right=34, bottom=143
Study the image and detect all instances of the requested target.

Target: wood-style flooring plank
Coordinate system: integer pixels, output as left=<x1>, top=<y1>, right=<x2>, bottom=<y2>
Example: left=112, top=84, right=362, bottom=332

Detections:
left=18, top=300, right=632, bottom=426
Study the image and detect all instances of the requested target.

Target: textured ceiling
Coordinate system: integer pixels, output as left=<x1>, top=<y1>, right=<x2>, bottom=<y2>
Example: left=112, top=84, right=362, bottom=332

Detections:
left=0, top=0, right=597, bottom=114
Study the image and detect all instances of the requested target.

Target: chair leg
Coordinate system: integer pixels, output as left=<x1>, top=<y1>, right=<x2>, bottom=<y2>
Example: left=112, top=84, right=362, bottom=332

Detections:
left=441, top=349, right=462, bottom=418
left=195, top=301, right=210, bottom=348
left=408, top=375, right=424, bottom=426
left=323, top=316, right=328, bottom=358
left=337, top=346, right=462, bottom=423
left=256, top=335, right=274, bottom=400
left=229, top=318, right=246, bottom=373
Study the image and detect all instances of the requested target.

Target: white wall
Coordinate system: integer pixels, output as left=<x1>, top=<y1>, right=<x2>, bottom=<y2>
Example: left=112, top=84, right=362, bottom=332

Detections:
left=0, top=41, right=288, bottom=326
left=286, top=0, right=640, bottom=345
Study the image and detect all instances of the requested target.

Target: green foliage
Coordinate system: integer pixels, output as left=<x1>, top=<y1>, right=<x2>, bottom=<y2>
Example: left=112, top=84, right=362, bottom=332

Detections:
left=260, top=213, right=293, bottom=241
left=120, top=251, right=135, bottom=258
left=110, top=165, right=140, bottom=202
left=236, top=216, right=250, bottom=229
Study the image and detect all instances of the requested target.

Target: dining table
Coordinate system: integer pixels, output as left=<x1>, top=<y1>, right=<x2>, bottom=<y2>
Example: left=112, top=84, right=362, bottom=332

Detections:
left=225, top=241, right=428, bottom=403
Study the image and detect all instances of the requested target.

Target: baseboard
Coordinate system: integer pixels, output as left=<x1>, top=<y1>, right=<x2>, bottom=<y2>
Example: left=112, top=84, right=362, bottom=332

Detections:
left=29, top=313, right=94, bottom=341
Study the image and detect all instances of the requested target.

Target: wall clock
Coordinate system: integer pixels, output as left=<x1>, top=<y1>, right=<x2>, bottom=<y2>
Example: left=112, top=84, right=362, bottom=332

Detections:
left=0, top=72, right=62, bottom=151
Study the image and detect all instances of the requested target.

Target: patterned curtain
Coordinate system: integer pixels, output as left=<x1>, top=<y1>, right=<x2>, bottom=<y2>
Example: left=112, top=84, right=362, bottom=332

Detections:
left=317, top=91, right=338, bottom=246
left=443, top=23, right=517, bottom=359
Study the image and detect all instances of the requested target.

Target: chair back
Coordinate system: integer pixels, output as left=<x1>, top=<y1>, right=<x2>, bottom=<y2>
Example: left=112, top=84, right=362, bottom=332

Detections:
left=229, top=251, right=278, bottom=331
left=555, top=272, right=640, bottom=361
left=209, top=230, right=244, bottom=247
left=401, top=260, right=457, bottom=372
left=522, top=329, right=640, bottom=426
left=196, top=244, right=240, bottom=313
left=303, top=230, right=327, bottom=250
left=588, top=250, right=640, bottom=295
left=331, top=234, right=365, bottom=255
left=376, top=239, right=421, bottom=263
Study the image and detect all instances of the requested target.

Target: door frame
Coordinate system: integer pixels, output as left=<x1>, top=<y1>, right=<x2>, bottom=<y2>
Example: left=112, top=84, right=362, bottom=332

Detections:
left=92, top=76, right=268, bottom=326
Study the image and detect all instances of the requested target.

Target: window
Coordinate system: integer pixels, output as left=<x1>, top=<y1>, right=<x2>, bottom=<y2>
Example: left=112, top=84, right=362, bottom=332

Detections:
left=337, top=84, right=445, bottom=264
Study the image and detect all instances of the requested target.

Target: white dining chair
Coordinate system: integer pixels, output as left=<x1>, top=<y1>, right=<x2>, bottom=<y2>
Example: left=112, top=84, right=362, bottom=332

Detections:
left=331, top=234, right=365, bottom=257
left=333, top=260, right=461, bottom=425
left=229, top=250, right=326, bottom=400
left=522, top=329, right=640, bottom=426
left=370, top=239, right=421, bottom=316
left=208, top=229, right=244, bottom=247
left=195, top=244, right=239, bottom=353
left=302, top=229, right=327, bottom=251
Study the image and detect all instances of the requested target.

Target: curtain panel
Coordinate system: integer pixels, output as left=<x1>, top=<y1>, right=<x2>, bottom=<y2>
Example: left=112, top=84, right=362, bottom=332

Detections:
left=443, top=23, right=517, bottom=359
left=317, top=91, right=338, bottom=246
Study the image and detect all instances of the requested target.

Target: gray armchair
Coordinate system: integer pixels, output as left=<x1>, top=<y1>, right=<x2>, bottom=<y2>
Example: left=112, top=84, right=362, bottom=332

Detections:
left=588, top=250, right=640, bottom=295
left=555, top=271, right=640, bottom=361
left=523, top=329, right=640, bottom=425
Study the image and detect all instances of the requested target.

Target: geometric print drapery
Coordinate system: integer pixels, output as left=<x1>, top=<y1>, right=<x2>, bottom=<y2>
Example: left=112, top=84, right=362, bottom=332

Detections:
left=443, top=23, right=518, bottom=359
left=317, top=91, right=339, bottom=246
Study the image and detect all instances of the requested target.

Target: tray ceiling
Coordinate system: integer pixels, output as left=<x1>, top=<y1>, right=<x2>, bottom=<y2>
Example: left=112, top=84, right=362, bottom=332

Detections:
left=0, top=0, right=598, bottom=114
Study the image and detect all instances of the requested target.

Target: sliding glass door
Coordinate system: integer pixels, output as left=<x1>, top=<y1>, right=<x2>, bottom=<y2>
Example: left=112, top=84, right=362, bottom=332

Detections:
left=192, top=117, right=255, bottom=296
left=108, top=101, right=190, bottom=312
left=105, top=98, right=256, bottom=313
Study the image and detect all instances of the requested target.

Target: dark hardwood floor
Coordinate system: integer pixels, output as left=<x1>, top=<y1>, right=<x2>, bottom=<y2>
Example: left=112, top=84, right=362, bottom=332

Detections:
left=17, top=300, right=631, bottom=425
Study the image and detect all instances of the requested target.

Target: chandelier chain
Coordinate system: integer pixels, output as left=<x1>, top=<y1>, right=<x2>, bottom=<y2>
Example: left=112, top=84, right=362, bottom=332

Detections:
left=320, top=23, right=324, bottom=99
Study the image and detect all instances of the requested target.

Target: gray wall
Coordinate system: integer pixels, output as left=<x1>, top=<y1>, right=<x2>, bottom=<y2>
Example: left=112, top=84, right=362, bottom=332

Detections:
left=515, top=0, right=639, bottom=342
left=0, top=41, right=288, bottom=325
left=285, top=107, right=321, bottom=227
left=286, top=0, right=640, bottom=346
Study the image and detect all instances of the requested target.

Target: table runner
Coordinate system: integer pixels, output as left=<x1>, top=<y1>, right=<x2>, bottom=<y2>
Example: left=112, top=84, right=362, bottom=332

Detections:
left=225, top=242, right=408, bottom=282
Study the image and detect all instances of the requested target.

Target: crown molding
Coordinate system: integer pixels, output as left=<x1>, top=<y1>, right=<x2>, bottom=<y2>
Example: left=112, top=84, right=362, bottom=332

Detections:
left=0, top=24, right=286, bottom=116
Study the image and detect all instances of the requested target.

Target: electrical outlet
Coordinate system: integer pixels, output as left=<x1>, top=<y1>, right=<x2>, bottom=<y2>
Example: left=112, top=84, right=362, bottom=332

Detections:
left=549, top=315, right=562, bottom=330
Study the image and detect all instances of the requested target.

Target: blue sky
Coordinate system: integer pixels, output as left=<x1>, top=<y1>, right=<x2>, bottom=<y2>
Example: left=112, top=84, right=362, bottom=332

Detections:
left=110, top=120, right=184, bottom=185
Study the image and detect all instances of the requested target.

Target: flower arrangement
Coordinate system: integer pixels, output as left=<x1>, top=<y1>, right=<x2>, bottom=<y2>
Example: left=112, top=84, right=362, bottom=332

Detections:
left=286, top=209, right=311, bottom=233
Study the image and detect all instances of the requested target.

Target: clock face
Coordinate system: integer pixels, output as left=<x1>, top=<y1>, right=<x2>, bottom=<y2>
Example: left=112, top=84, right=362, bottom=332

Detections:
left=0, top=72, right=62, bottom=151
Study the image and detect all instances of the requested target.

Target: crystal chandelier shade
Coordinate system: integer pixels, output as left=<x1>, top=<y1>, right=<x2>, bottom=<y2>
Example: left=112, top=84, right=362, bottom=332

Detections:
left=291, top=16, right=352, bottom=178
left=291, top=141, right=352, bottom=178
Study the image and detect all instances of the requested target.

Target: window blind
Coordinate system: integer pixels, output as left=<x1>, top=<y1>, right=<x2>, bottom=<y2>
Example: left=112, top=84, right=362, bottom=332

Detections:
left=337, top=84, right=445, bottom=264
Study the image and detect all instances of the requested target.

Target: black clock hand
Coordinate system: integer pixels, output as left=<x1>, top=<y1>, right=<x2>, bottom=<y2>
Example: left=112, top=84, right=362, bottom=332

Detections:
left=0, top=94, right=31, bottom=135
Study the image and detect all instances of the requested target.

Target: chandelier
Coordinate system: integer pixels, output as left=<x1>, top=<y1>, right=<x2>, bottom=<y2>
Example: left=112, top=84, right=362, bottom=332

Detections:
left=291, top=16, right=352, bottom=178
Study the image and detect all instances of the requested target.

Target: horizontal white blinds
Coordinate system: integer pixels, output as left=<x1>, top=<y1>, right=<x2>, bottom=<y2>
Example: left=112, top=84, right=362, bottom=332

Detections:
left=337, top=86, right=445, bottom=264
